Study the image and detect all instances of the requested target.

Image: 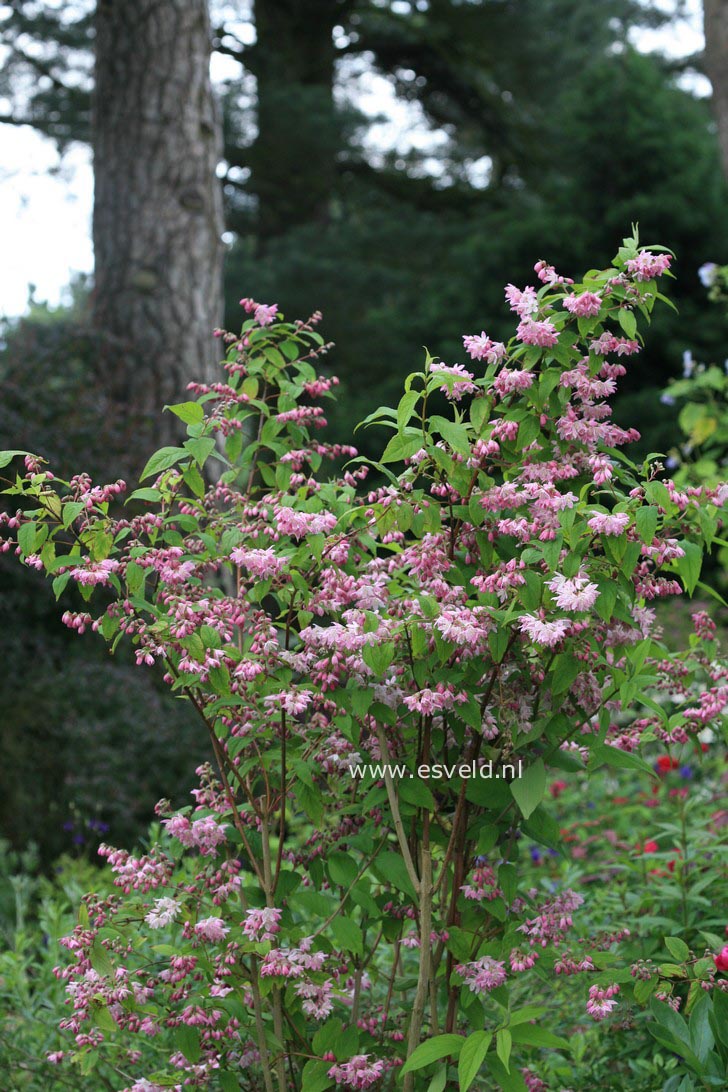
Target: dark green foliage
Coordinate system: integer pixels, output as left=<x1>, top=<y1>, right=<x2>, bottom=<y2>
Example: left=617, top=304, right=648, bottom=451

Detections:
left=0, top=303, right=207, bottom=861
left=0, top=558, right=206, bottom=862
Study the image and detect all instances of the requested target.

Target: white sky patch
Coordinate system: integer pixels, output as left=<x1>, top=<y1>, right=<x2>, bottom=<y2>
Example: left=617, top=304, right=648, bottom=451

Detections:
left=0, top=2, right=709, bottom=318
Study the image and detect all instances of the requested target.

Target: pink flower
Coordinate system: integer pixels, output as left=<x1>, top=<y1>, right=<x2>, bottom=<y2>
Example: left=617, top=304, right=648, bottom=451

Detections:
left=505, top=283, right=539, bottom=318
left=145, top=897, right=180, bottom=929
left=625, top=252, right=671, bottom=281
left=562, top=291, right=602, bottom=317
left=590, top=332, right=640, bottom=356
left=462, top=332, right=506, bottom=364
left=194, top=916, right=229, bottom=943
left=516, top=318, right=559, bottom=347
left=70, top=558, right=120, bottom=586
left=163, top=814, right=227, bottom=856
left=509, top=948, right=539, bottom=972
left=276, top=507, right=337, bottom=539
left=455, top=955, right=507, bottom=995
left=230, top=546, right=285, bottom=578
left=713, top=945, right=728, bottom=972
left=587, top=511, right=630, bottom=536
left=240, top=297, right=278, bottom=325
left=403, top=684, right=468, bottom=714
left=534, top=260, right=573, bottom=285
left=547, top=572, right=599, bottom=612
left=518, top=614, right=570, bottom=647
left=428, top=361, right=478, bottom=400
left=492, top=369, right=535, bottom=396
left=242, top=907, right=282, bottom=942
left=295, top=979, right=335, bottom=1020
left=328, top=1054, right=387, bottom=1089
left=586, top=983, right=619, bottom=1021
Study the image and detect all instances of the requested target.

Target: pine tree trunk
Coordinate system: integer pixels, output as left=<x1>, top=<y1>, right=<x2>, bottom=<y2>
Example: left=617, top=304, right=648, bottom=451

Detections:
left=252, top=0, right=340, bottom=247
left=704, top=0, right=728, bottom=181
left=92, top=0, right=223, bottom=448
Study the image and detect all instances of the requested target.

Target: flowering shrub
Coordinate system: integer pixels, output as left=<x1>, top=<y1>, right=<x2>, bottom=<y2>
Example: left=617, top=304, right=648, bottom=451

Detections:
left=2, top=231, right=728, bottom=1091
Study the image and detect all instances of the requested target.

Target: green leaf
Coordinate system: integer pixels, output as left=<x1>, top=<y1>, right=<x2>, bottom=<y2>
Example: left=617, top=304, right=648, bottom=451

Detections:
left=618, top=308, right=637, bottom=339
left=0, top=449, right=32, bottom=469
left=711, top=990, right=728, bottom=1048
left=380, top=432, right=424, bottom=464
left=689, top=993, right=715, bottom=1064
left=431, top=415, right=470, bottom=454
left=128, top=487, right=163, bottom=502
left=458, top=1031, right=492, bottom=1091
left=496, top=1028, right=512, bottom=1073
left=397, top=390, right=421, bottom=430
left=399, top=778, right=436, bottom=810
left=329, top=916, right=363, bottom=955
left=184, top=436, right=217, bottom=466
left=427, top=1070, right=448, bottom=1092
left=485, top=1054, right=528, bottom=1090
left=166, top=401, right=204, bottom=425
left=634, top=976, right=656, bottom=1005
left=89, top=941, right=114, bottom=979
left=139, top=446, right=187, bottom=481
left=635, top=505, right=659, bottom=544
left=509, top=1025, right=569, bottom=1051
left=470, top=397, right=490, bottom=433
left=220, top=1074, right=242, bottom=1092
left=589, top=743, right=655, bottom=779
left=328, top=852, right=360, bottom=888
left=301, top=1059, right=334, bottom=1092
left=175, top=1025, right=201, bottom=1064
left=550, top=653, right=579, bottom=695
left=62, top=501, right=85, bottom=528
left=183, top=463, right=206, bottom=499
left=91, top=1004, right=117, bottom=1034
left=17, top=522, right=38, bottom=555
left=510, top=758, right=545, bottom=819
left=361, top=641, right=396, bottom=676
left=313, top=1019, right=344, bottom=1056
left=665, top=936, right=690, bottom=963
left=400, top=1034, right=464, bottom=1075
left=674, top=541, right=703, bottom=595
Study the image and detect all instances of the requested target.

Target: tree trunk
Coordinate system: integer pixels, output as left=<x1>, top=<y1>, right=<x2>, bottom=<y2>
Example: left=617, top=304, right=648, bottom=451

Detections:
left=704, top=0, right=728, bottom=180
left=92, top=0, right=223, bottom=448
left=252, top=0, right=341, bottom=247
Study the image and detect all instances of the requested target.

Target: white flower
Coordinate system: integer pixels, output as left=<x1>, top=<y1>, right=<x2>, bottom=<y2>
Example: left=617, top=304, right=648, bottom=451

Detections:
left=144, top=897, right=179, bottom=930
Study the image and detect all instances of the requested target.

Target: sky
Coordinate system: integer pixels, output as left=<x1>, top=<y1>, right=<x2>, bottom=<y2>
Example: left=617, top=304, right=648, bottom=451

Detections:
left=0, top=0, right=707, bottom=320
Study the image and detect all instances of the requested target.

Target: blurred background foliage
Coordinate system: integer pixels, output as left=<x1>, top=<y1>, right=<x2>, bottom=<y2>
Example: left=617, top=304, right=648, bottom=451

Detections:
left=2, top=0, right=728, bottom=860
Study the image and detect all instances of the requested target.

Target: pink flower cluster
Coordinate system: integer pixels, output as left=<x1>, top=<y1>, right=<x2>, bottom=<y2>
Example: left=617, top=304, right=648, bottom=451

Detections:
left=428, top=361, right=479, bottom=400
left=242, top=906, right=282, bottom=942
left=462, top=331, right=506, bottom=363
left=586, top=983, right=620, bottom=1020
left=328, top=1054, right=387, bottom=1089
left=625, top=251, right=671, bottom=281
left=162, top=815, right=228, bottom=856
left=455, top=955, right=508, bottom=995
left=240, top=297, right=279, bottom=326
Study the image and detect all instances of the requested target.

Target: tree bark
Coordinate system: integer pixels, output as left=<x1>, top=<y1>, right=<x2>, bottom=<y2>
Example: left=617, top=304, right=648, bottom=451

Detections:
left=704, top=0, right=728, bottom=180
left=251, top=0, right=342, bottom=247
left=92, top=0, right=223, bottom=448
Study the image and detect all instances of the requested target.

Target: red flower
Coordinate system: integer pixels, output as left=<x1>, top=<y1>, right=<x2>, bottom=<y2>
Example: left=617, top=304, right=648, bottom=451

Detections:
left=550, top=780, right=568, bottom=799
left=641, top=840, right=659, bottom=854
left=667, top=850, right=682, bottom=873
left=656, top=755, right=679, bottom=775
left=713, top=946, right=728, bottom=973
